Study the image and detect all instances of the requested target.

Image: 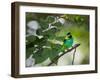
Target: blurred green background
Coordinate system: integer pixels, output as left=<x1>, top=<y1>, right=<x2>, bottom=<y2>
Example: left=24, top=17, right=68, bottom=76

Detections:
left=26, top=13, right=89, bottom=66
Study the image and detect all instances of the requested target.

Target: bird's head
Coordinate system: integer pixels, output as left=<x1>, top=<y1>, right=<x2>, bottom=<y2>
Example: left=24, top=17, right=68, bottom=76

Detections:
left=66, top=32, right=72, bottom=39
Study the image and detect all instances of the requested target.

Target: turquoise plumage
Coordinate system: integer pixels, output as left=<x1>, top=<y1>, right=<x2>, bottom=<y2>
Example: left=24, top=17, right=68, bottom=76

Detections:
left=61, top=32, right=73, bottom=51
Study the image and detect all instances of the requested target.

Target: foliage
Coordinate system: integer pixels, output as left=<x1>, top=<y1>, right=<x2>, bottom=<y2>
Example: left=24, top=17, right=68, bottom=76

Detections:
left=26, top=13, right=89, bottom=66
left=62, top=14, right=89, bottom=25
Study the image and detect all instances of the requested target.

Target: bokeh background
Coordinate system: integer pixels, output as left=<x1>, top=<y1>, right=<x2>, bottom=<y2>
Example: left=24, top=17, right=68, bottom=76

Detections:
left=25, top=13, right=89, bottom=67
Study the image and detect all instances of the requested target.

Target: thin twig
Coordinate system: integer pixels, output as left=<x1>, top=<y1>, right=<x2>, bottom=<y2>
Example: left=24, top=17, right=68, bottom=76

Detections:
left=72, top=48, right=76, bottom=65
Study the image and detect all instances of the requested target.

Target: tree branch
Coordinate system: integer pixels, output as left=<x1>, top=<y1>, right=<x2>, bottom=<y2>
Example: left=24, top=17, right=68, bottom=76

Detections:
left=48, top=44, right=80, bottom=66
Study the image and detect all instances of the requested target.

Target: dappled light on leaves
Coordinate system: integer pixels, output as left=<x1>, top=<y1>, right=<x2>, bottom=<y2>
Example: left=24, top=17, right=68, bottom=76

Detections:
left=26, top=13, right=89, bottom=67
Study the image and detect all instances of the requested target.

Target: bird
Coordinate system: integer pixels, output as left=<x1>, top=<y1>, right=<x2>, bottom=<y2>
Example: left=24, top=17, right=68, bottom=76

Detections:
left=61, top=32, right=74, bottom=52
